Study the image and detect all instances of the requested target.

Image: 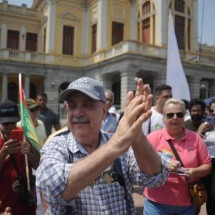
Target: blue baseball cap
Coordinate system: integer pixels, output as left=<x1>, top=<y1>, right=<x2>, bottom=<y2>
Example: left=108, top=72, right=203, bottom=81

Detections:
left=59, top=77, right=106, bottom=103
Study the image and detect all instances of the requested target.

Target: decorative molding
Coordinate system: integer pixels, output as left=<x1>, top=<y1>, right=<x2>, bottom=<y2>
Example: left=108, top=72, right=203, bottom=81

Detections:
left=58, top=0, right=83, bottom=11
left=60, top=12, right=79, bottom=22
left=91, top=4, right=98, bottom=23
left=112, top=2, right=125, bottom=20
left=41, top=15, right=48, bottom=26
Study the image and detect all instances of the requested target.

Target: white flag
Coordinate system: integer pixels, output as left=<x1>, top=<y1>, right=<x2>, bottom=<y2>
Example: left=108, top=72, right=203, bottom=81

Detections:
left=166, top=10, right=190, bottom=101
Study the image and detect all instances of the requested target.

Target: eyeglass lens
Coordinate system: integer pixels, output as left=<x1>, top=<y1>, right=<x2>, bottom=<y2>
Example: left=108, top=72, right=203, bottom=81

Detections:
left=166, top=112, right=184, bottom=119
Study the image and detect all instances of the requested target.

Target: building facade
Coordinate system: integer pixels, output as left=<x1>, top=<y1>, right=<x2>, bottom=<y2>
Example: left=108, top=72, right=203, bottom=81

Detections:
left=0, top=0, right=215, bottom=118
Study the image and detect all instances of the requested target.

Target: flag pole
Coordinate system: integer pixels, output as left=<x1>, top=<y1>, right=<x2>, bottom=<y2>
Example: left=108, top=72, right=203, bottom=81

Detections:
left=24, top=154, right=31, bottom=192
left=24, top=136, right=31, bottom=192
left=19, top=74, right=31, bottom=192
left=19, top=73, right=42, bottom=190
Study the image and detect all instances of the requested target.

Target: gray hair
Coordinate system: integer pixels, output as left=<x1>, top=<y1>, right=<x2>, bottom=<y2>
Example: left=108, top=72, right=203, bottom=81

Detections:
left=105, top=90, right=114, bottom=97
left=163, top=98, right=186, bottom=115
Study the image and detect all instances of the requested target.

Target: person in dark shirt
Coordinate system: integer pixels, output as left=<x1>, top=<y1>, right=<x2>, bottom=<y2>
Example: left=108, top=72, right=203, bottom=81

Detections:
left=36, top=93, right=61, bottom=137
left=184, top=98, right=212, bottom=215
left=184, top=98, right=211, bottom=137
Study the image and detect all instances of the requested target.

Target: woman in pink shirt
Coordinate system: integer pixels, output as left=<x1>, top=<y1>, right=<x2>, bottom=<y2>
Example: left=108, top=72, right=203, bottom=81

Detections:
left=143, top=98, right=212, bottom=215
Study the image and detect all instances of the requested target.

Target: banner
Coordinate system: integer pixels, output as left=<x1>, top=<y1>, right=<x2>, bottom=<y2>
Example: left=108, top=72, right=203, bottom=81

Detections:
left=166, top=10, right=190, bottom=101
left=19, top=73, right=42, bottom=152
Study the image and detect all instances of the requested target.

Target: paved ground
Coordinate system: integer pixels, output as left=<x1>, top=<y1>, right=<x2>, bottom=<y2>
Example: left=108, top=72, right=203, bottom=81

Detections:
left=133, top=186, right=207, bottom=215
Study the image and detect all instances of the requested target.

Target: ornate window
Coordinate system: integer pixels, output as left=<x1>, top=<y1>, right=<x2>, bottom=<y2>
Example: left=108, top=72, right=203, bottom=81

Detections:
left=142, top=1, right=150, bottom=14
left=26, top=33, right=38, bottom=52
left=142, top=18, right=150, bottom=43
left=175, top=15, right=185, bottom=50
left=62, top=26, right=74, bottom=55
left=7, top=30, right=19, bottom=49
left=112, top=22, right=124, bottom=46
left=170, top=0, right=191, bottom=50
left=137, top=1, right=155, bottom=45
left=175, top=0, right=185, bottom=13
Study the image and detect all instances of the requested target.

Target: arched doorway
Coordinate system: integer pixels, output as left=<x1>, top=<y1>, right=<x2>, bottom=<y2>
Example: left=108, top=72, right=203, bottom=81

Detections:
left=8, top=82, right=18, bottom=103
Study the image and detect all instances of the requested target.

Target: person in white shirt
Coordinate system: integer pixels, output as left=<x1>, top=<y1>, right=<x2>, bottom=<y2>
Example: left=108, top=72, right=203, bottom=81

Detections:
left=142, top=84, right=172, bottom=135
left=17, top=99, right=47, bottom=143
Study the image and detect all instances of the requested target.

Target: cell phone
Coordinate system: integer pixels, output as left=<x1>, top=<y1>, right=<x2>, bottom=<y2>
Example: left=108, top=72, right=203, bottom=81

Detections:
left=204, top=116, right=215, bottom=130
left=10, top=130, right=23, bottom=141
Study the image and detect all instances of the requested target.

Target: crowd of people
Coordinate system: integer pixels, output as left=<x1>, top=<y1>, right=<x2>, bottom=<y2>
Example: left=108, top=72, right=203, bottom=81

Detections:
left=0, top=77, right=215, bottom=215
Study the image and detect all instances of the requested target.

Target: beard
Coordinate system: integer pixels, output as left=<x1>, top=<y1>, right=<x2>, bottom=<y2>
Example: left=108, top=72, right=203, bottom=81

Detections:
left=191, top=114, right=203, bottom=123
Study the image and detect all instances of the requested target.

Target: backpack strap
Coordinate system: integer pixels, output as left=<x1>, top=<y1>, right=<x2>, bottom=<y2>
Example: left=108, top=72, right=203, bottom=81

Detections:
left=65, top=131, right=129, bottom=213
left=52, top=128, right=73, bottom=162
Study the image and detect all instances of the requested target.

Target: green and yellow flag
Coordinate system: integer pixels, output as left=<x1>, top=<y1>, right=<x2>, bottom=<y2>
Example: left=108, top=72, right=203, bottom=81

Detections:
left=19, top=73, right=42, bottom=152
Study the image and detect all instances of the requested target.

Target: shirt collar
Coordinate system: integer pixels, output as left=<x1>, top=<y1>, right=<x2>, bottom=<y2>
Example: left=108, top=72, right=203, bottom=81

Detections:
left=67, top=131, right=109, bottom=155
left=164, top=127, right=189, bottom=141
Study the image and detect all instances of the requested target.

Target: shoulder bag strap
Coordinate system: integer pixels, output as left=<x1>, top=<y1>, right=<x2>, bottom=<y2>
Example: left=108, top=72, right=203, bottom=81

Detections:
left=148, top=118, right=151, bottom=134
left=167, top=139, right=185, bottom=168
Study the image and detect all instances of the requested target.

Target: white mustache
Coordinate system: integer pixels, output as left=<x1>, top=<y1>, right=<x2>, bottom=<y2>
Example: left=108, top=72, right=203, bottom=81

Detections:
left=72, top=117, right=90, bottom=124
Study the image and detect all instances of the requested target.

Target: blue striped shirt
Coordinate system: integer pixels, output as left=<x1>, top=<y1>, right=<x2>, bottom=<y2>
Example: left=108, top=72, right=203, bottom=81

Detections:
left=36, top=131, right=170, bottom=215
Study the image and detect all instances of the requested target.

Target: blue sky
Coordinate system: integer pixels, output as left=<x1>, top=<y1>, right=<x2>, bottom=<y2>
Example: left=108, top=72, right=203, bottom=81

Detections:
left=5, top=0, right=215, bottom=46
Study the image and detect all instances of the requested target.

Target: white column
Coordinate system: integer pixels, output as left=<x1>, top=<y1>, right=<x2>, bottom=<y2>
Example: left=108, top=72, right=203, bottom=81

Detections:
left=97, top=0, right=107, bottom=50
left=120, top=70, right=136, bottom=109
left=156, top=0, right=167, bottom=46
left=190, top=76, right=201, bottom=98
left=2, top=73, right=8, bottom=100
left=81, top=2, right=89, bottom=54
left=46, top=0, right=56, bottom=53
left=130, top=0, right=136, bottom=40
left=20, top=26, right=26, bottom=51
left=38, top=28, right=43, bottom=52
left=1, top=23, right=7, bottom=49
left=24, top=75, right=30, bottom=98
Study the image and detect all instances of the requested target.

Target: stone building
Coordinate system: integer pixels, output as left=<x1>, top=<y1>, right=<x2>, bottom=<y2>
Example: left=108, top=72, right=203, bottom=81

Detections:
left=0, top=0, right=214, bottom=118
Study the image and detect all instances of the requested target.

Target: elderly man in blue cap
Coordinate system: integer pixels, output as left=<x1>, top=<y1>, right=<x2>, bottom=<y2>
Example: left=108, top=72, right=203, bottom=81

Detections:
left=36, top=77, right=173, bottom=214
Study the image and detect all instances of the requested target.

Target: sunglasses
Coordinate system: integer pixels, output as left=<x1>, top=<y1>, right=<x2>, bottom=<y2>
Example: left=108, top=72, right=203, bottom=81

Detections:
left=166, top=112, right=184, bottom=119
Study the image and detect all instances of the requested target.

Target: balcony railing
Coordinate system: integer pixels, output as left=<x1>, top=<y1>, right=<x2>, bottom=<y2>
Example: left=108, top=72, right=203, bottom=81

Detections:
left=0, top=41, right=215, bottom=67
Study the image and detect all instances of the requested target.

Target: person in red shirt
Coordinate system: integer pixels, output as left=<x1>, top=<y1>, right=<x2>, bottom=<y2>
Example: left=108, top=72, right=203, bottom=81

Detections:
left=0, top=100, right=39, bottom=215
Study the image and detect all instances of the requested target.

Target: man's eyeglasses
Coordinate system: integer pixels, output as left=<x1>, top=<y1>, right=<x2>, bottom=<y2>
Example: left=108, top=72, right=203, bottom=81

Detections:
left=30, top=107, right=39, bottom=112
left=166, top=112, right=184, bottom=119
